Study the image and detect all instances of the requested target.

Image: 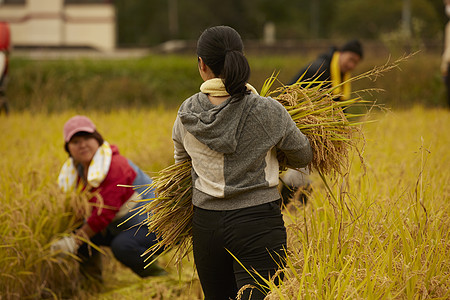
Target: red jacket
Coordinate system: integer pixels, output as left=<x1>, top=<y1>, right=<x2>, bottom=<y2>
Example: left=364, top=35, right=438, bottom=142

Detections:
left=84, top=145, right=137, bottom=233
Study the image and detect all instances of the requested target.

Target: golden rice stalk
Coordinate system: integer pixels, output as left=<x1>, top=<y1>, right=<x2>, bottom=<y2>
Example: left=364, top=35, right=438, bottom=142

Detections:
left=66, top=188, right=105, bottom=221
left=138, top=160, right=193, bottom=266
left=264, top=74, right=367, bottom=176
left=140, top=54, right=413, bottom=266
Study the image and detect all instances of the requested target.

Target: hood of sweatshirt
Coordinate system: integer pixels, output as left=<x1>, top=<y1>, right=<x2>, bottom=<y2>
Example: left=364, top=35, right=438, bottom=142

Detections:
left=178, top=92, right=259, bottom=154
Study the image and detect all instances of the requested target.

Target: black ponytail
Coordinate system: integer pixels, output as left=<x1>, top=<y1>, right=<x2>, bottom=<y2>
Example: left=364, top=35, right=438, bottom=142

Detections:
left=197, top=26, right=251, bottom=99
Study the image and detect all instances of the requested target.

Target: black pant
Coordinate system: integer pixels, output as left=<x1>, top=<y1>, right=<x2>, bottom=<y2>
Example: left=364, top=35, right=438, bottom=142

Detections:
left=193, top=200, right=286, bottom=300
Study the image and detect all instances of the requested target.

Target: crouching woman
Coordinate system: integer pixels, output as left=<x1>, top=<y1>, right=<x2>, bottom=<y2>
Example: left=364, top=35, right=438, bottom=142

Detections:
left=51, top=115, right=165, bottom=283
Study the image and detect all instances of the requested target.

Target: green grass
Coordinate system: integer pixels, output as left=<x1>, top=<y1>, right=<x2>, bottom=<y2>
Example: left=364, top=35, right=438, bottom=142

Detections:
left=6, top=51, right=446, bottom=112
left=7, top=55, right=200, bottom=111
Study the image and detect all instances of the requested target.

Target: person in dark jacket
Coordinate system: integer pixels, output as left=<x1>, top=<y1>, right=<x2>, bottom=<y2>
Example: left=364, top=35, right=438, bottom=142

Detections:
left=281, top=40, right=363, bottom=207
left=290, top=39, right=363, bottom=101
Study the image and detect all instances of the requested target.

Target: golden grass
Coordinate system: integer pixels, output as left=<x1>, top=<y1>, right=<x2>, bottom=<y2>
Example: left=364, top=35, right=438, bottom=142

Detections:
left=1, top=106, right=448, bottom=299
left=0, top=109, right=176, bottom=298
left=265, top=106, right=450, bottom=299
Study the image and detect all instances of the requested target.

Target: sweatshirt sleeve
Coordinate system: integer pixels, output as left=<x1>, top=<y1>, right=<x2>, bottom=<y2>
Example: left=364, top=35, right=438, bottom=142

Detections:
left=172, top=115, right=191, bottom=163
left=276, top=106, right=313, bottom=169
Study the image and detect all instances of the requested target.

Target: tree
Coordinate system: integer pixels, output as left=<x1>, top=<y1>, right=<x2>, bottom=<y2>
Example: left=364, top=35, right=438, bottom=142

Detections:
left=114, top=0, right=443, bottom=46
left=332, top=0, right=441, bottom=40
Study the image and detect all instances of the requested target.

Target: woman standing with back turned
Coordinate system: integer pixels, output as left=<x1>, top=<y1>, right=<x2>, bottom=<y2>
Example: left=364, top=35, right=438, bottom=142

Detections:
left=172, top=26, right=312, bottom=299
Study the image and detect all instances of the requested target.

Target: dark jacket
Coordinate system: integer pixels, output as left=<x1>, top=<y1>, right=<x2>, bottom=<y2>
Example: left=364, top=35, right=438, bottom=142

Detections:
left=289, top=47, right=337, bottom=85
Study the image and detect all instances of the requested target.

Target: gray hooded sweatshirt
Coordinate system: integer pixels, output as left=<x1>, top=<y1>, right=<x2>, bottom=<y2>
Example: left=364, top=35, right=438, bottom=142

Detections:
left=172, top=91, right=312, bottom=211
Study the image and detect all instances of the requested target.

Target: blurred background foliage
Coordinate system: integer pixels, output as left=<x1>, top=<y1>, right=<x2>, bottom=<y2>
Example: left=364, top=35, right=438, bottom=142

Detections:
left=7, top=52, right=445, bottom=112
left=114, top=0, right=444, bottom=46
left=5, top=0, right=448, bottom=112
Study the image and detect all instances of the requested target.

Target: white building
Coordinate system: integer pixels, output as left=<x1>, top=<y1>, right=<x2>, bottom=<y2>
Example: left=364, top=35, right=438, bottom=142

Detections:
left=0, top=0, right=116, bottom=51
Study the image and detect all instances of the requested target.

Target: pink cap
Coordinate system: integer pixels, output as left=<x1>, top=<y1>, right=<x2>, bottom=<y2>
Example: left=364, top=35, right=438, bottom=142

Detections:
left=63, top=115, right=96, bottom=142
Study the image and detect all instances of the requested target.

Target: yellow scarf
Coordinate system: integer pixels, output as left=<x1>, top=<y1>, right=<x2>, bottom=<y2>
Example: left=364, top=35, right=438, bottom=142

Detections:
left=57, top=141, right=113, bottom=193
left=200, top=78, right=258, bottom=96
left=330, top=52, right=351, bottom=100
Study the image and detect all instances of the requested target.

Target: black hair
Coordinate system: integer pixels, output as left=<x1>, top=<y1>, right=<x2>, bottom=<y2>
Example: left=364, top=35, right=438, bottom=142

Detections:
left=197, top=26, right=251, bottom=99
left=64, top=130, right=104, bottom=156
left=340, top=39, right=364, bottom=59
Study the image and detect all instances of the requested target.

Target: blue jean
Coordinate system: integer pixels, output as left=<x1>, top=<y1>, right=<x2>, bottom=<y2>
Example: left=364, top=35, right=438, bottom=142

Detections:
left=193, top=200, right=286, bottom=300
left=78, top=200, right=161, bottom=278
left=78, top=161, right=161, bottom=278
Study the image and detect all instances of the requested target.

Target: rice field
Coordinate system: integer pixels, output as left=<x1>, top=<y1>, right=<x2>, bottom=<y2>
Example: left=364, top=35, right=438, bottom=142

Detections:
left=0, top=105, right=449, bottom=299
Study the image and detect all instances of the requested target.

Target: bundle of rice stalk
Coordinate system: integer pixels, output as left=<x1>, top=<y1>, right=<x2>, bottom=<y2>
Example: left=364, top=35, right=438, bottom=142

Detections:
left=138, top=160, right=193, bottom=265
left=264, top=72, right=369, bottom=176
left=140, top=55, right=411, bottom=267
